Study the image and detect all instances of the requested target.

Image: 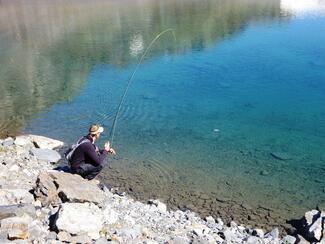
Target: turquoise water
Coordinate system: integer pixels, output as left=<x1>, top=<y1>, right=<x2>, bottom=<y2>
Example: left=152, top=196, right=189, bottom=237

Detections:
left=1, top=0, right=324, bottom=230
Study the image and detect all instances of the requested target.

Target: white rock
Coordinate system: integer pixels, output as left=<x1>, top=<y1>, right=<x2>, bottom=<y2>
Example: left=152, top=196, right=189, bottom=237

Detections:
left=117, top=226, right=142, bottom=239
left=0, top=189, right=34, bottom=205
left=205, top=216, right=215, bottom=224
left=246, top=236, right=264, bottom=244
left=305, top=209, right=319, bottom=225
left=253, top=228, right=264, bottom=238
left=14, top=136, right=33, bottom=147
left=265, top=228, right=279, bottom=240
left=55, top=203, right=103, bottom=240
left=223, top=229, right=236, bottom=241
left=102, top=207, right=118, bottom=225
left=309, top=215, right=322, bottom=241
left=29, top=135, right=63, bottom=150
left=282, top=235, right=296, bottom=244
left=216, top=217, right=224, bottom=226
left=9, top=164, right=19, bottom=172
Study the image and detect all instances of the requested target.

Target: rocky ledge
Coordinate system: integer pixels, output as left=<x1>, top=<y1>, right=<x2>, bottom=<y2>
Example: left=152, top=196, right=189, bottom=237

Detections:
left=0, top=135, right=324, bottom=243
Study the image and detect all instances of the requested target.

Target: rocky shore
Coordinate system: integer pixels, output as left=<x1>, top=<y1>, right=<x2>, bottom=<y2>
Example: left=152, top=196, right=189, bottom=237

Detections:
left=0, top=135, right=324, bottom=243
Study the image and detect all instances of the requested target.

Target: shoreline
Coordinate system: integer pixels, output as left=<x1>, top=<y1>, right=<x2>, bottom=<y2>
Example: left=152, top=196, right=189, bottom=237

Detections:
left=0, top=134, right=323, bottom=243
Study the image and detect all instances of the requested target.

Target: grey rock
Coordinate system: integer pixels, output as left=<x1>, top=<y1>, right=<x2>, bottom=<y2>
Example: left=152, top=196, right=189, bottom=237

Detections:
left=30, top=148, right=61, bottom=163
left=28, top=220, right=47, bottom=240
left=55, top=202, right=103, bottom=240
left=34, top=171, right=61, bottom=207
left=2, top=137, right=14, bottom=147
left=50, top=171, right=105, bottom=205
left=46, top=231, right=57, bottom=240
left=34, top=171, right=105, bottom=206
left=282, top=235, right=296, bottom=244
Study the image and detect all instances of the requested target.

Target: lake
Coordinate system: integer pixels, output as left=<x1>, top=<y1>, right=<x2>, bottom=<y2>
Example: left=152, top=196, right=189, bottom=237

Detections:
left=1, top=0, right=324, bottom=232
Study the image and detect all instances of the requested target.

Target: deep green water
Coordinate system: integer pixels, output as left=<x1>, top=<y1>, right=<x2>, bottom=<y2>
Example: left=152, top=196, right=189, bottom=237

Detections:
left=1, top=0, right=325, bottom=230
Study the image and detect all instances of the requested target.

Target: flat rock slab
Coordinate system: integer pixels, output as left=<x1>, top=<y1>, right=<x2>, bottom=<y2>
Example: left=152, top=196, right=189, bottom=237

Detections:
left=270, top=152, right=292, bottom=161
left=49, top=171, right=105, bottom=205
left=30, top=148, right=61, bottom=163
left=15, top=135, right=63, bottom=149
left=0, top=204, right=36, bottom=221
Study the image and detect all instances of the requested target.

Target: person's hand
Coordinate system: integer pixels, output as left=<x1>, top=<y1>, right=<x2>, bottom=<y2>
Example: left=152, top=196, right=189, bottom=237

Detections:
left=104, top=141, right=116, bottom=155
left=108, top=148, right=116, bottom=155
left=104, top=141, right=110, bottom=152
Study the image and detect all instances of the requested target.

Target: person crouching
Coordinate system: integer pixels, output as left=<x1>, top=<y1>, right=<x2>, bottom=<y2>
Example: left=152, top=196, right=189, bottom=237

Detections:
left=70, top=124, right=116, bottom=180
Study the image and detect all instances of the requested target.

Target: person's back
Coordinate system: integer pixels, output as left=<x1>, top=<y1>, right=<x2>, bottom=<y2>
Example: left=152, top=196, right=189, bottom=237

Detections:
left=70, top=124, right=116, bottom=180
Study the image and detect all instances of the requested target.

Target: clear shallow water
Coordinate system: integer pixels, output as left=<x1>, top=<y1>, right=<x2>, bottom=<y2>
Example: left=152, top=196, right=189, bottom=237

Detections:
left=1, top=0, right=325, bottom=230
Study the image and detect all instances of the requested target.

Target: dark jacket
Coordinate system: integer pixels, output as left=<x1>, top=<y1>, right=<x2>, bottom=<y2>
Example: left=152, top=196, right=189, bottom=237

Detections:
left=70, top=135, right=108, bottom=170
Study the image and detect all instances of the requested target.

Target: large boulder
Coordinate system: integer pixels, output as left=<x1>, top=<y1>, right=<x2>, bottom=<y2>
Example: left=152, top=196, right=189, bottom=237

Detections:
left=34, top=171, right=105, bottom=206
left=55, top=203, right=103, bottom=240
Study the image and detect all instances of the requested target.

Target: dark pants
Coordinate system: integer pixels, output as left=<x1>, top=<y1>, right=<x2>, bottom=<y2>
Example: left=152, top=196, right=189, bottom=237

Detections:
left=72, top=164, right=103, bottom=180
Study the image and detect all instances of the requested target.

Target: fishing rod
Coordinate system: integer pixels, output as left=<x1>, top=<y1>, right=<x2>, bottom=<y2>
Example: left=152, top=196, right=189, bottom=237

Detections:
left=108, top=28, right=176, bottom=146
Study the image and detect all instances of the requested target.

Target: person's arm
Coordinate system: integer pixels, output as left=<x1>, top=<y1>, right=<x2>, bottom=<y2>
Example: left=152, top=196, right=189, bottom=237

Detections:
left=83, top=142, right=108, bottom=166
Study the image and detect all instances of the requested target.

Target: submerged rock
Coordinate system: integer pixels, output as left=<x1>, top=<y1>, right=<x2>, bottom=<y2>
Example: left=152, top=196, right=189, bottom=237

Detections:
left=270, top=152, right=292, bottom=161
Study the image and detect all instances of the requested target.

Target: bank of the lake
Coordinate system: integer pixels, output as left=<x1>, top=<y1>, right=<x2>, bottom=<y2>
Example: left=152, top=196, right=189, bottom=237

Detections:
left=0, top=134, right=323, bottom=243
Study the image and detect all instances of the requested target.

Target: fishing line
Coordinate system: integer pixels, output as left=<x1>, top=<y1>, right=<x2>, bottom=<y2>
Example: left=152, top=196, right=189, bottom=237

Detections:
left=108, top=28, right=176, bottom=146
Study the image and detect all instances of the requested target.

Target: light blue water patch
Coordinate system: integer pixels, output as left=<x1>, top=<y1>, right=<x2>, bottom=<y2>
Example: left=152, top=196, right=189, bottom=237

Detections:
left=25, top=16, right=325, bottom=218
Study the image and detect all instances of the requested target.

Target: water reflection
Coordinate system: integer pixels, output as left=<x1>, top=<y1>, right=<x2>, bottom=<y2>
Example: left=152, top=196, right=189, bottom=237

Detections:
left=0, top=0, right=284, bottom=137
left=281, top=0, right=325, bottom=17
